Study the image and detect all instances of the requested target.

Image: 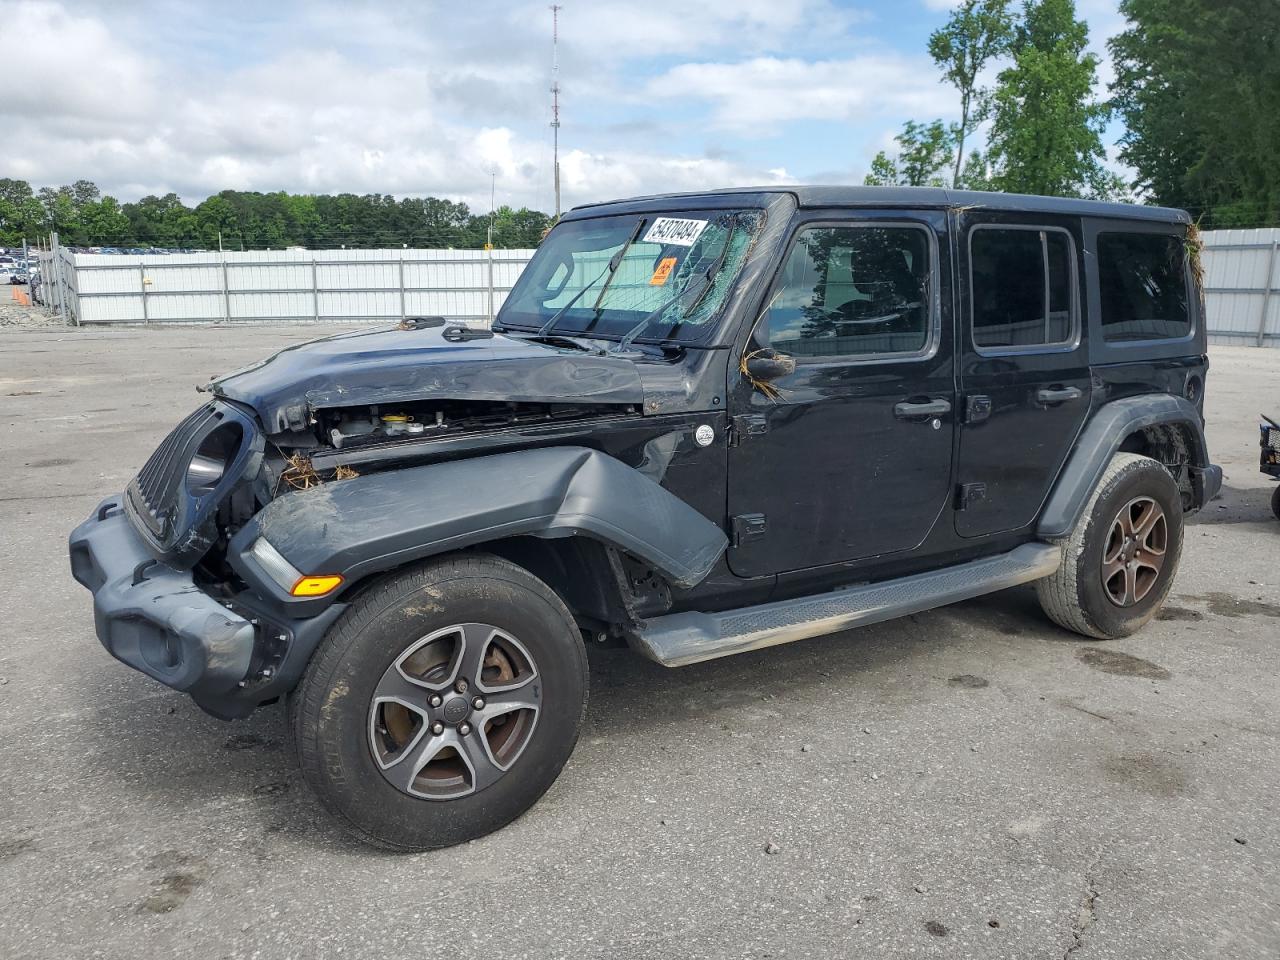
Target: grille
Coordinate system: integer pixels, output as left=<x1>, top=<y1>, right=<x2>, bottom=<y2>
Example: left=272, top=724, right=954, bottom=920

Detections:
left=1264, top=425, right=1280, bottom=452
left=128, top=403, right=221, bottom=540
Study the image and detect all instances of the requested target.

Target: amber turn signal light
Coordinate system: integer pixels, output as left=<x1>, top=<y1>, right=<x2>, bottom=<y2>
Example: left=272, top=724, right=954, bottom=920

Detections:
left=290, top=574, right=344, bottom=597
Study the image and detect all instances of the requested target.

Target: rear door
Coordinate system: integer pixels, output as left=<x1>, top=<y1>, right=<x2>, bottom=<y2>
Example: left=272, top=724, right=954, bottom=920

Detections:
left=955, top=214, right=1091, bottom=538
left=726, top=211, right=956, bottom=577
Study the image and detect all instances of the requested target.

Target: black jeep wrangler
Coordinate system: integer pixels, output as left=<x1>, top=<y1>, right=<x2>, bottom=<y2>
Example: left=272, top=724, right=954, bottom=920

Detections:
left=70, top=187, right=1221, bottom=850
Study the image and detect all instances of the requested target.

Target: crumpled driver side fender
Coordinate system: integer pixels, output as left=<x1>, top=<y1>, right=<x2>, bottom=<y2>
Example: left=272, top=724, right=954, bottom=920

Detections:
left=228, top=445, right=728, bottom=611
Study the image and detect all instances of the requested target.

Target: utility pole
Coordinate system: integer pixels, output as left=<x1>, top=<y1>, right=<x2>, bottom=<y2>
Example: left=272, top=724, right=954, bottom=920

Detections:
left=550, top=4, right=562, bottom=221
left=486, top=168, right=497, bottom=322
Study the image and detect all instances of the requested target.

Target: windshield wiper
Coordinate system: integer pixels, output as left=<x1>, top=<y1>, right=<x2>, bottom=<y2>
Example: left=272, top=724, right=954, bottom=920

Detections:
left=536, top=218, right=646, bottom=338
left=614, top=218, right=738, bottom=353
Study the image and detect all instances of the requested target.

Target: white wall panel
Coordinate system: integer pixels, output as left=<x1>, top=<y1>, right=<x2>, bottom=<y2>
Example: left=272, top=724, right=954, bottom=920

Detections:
left=1202, top=228, right=1280, bottom=347
left=53, top=248, right=535, bottom=325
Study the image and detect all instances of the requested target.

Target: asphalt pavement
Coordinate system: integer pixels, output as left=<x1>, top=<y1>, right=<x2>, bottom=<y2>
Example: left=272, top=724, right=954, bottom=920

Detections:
left=1, top=325, right=1277, bottom=959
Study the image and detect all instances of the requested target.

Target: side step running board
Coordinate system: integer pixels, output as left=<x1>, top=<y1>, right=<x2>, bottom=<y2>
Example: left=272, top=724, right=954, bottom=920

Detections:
left=631, top=542, right=1062, bottom=667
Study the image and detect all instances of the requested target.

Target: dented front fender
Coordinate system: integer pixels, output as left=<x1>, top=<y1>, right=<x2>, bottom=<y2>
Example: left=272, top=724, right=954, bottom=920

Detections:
left=226, top=446, right=729, bottom=614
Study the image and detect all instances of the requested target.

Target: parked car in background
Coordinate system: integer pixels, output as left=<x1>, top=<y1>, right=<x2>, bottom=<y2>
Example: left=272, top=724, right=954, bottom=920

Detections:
left=11, top=266, right=31, bottom=284
left=69, top=186, right=1221, bottom=852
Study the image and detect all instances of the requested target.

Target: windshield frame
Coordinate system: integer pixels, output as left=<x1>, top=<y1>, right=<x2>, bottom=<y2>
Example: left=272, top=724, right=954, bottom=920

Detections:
left=495, top=204, right=769, bottom=347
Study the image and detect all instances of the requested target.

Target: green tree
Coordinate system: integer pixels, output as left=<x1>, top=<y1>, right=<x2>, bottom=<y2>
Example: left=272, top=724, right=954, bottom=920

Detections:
left=124, top=193, right=200, bottom=246
left=956, top=149, right=995, bottom=191
left=194, top=194, right=238, bottom=248
left=81, top=196, right=130, bottom=242
left=70, top=179, right=101, bottom=208
left=863, top=121, right=957, bottom=187
left=0, top=179, right=47, bottom=244
left=899, top=121, right=959, bottom=187
left=1110, top=0, right=1280, bottom=225
left=38, top=186, right=80, bottom=239
left=21, top=179, right=556, bottom=250
left=928, top=0, right=1016, bottom=187
left=985, top=0, right=1112, bottom=198
left=863, top=151, right=900, bottom=187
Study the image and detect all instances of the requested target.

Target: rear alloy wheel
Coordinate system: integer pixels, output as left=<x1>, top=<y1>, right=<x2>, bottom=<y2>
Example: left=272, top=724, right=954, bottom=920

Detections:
left=291, top=554, right=587, bottom=851
left=1037, top=453, right=1184, bottom=639
left=1100, top=496, right=1168, bottom=607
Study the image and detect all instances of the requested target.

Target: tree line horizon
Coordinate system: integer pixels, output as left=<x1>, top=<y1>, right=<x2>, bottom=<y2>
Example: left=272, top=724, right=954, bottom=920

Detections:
left=0, top=0, right=1273, bottom=249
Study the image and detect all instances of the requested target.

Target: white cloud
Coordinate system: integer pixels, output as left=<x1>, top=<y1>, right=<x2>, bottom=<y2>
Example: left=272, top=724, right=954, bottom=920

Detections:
left=22, top=0, right=1140, bottom=215
left=4, top=0, right=867, bottom=213
left=652, top=55, right=958, bottom=135
left=556, top=0, right=866, bottom=57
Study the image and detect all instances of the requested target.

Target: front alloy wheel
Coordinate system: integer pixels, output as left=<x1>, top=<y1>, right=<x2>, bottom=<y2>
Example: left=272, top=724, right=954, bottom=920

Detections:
left=291, top=554, right=588, bottom=851
left=369, top=623, right=540, bottom=800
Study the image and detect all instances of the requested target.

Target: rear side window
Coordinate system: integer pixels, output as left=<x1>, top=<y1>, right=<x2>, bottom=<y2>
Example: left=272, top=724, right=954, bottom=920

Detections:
left=765, top=224, right=933, bottom=360
left=970, top=227, right=1075, bottom=350
left=1097, top=232, right=1190, bottom=341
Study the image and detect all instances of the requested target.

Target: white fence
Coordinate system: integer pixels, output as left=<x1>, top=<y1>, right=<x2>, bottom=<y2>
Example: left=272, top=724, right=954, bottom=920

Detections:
left=28, top=227, right=1280, bottom=344
left=35, top=241, right=535, bottom=326
left=1201, top=228, right=1280, bottom=347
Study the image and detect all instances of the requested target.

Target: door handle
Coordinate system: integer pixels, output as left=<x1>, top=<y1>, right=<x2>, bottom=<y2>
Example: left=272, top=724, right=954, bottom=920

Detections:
left=1036, top=386, right=1083, bottom=405
left=894, top=398, right=952, bottom=420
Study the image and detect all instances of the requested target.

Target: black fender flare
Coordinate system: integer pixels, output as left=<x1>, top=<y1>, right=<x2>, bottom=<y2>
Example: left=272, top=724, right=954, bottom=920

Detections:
left=1037, top=394, right=1220, bottom=540
left=228, top=446, right=729, bottom=612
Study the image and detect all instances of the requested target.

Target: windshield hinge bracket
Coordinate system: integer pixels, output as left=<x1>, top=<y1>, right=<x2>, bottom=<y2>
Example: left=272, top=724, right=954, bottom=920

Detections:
left=729, top=414, right=769, bottom=447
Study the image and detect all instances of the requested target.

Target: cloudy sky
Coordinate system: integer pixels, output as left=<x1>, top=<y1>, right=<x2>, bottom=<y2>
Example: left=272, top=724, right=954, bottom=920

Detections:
left=2, top=0, right=1126, bottom=213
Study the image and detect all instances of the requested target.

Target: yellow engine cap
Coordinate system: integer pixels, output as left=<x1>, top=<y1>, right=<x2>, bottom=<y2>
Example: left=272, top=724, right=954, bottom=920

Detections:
left=291, top=574, right=344, bottom=597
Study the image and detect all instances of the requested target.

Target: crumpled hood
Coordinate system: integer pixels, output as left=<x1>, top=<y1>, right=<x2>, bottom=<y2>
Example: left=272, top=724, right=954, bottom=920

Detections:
left=207, top=325, right=645, bottom=432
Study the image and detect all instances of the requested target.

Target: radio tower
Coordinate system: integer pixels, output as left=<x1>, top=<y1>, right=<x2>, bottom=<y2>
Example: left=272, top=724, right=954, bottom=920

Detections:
left=550, top=4, right=562, bottom=220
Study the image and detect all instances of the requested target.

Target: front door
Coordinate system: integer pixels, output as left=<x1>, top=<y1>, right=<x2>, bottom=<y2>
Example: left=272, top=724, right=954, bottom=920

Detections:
left=726, top=213, right=955, bottom=578
left=955, top=215, right=1092, bottom=538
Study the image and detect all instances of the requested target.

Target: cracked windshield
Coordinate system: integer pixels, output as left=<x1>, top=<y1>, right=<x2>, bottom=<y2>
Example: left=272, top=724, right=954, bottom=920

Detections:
left=499, top=209, right=763, bottom=343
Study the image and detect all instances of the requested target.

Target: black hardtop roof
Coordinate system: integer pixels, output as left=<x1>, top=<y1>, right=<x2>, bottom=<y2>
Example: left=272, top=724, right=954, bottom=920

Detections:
left=567, top=185, right=1190, bottom=225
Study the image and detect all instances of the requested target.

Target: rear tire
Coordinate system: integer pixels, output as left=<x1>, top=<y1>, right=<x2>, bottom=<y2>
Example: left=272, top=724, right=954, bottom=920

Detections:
left=1036, top=453, right=1183, bottom=639
left=289, top=553, right=588, bottom=851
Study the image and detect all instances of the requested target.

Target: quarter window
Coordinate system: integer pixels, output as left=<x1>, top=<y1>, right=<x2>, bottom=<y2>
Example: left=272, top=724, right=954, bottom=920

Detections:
left=970, top=227, right=1075, bottom=350
left=765, top=225, right=932, bottom=359
left=1097, top=232, right=1190, bottom=341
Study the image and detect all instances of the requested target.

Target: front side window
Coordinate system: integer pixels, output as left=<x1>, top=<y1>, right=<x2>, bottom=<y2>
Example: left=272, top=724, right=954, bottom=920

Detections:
left=970, top=227, right=1075, bottom=350
left=764, top=225, right=933, bottom=359
left=498, top=208, right=763, bottom=343
left=1097, top=232, right=1190, bottom=341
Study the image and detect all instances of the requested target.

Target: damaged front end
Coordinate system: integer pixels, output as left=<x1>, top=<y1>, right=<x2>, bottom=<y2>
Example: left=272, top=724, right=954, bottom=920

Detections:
left=69, top=325, right=651, bottom=718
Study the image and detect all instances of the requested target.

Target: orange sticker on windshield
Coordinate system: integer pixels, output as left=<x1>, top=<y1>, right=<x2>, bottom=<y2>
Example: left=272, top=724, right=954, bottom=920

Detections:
left=649, top=257, right=678, bottom=286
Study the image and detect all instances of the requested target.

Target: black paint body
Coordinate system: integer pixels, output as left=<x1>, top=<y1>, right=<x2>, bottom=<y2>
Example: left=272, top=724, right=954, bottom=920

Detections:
left=231, top=188, right=1208, bottom=615
left=70, top=186, right=1218, bottom=717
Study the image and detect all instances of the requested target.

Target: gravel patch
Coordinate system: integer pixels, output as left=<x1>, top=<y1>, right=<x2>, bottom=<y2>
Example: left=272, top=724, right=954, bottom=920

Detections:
left=0, top=290, right=64, bottom=328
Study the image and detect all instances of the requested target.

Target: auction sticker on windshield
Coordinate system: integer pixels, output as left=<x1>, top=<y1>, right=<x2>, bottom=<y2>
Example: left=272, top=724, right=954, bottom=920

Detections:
left=649, top=257, right=678, bottom=286
left=643, top=217, right=708, bottom=247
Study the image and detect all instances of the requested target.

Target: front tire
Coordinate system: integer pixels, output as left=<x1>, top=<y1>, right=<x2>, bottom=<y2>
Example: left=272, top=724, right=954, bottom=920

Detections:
left=1271, top=484, right=1280, bottom=520
left=290, top=553, right=588, bottom=851
left=1036, top=453, right=1184, bottom=639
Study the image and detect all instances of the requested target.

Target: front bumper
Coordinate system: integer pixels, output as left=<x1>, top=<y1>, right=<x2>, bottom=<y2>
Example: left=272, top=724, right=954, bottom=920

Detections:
left=69, top=497, right=257, bottom=711
left=69, top=497, right=347, bottom=719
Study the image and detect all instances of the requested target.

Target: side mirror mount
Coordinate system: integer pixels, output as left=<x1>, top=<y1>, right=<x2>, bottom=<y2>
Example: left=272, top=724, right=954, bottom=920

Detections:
left=743, top=348, right=796, bottom=382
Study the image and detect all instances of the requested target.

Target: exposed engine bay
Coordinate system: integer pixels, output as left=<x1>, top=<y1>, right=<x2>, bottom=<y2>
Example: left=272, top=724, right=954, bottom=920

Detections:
left=316, top=398, right=638, bottom=453
left=260, top=397, right=641, bottom=490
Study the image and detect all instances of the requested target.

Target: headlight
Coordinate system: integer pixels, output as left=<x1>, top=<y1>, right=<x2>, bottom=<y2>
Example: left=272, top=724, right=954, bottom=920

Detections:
left=249, top=537, right=344, bottom=598
left=185, top=422, right=243, bottom=495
